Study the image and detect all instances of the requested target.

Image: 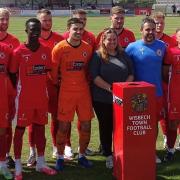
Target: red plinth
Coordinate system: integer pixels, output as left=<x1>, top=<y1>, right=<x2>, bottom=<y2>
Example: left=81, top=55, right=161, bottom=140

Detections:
left=113, top=82, right=156, bottom=180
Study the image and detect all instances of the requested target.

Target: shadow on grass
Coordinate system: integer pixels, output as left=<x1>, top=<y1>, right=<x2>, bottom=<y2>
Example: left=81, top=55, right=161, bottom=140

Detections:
left=157, top=149, right=180, bottom=180
left=21, top=157, right=113, bottom=180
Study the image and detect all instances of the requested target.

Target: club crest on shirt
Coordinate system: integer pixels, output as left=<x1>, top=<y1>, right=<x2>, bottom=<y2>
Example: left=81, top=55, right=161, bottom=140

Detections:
left=41, top=54, right=47, bottom=60
left=9, top=44, right=13, bottom=49
left=54, top=42, right=58, bottom=46
left=0, top=52, right=5, bottom=59
left=156, top=49, right=162, bottom=57
left=86, top=38, right=92, bottom=44
left=82, top=51, right=87, bottom=57
left=165, top=43, right=169, bottom=48
left=124, top=37, right=129, bottom=43
left=131, top=93, right=148, bottom=112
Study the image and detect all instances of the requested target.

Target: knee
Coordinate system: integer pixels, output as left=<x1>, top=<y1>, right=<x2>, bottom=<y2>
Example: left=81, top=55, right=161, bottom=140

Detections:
left=0, top=128, right=6, bottom=135
left=80, top=122, right=91, bottom=133
left=58, top=122, right=70, bottom=134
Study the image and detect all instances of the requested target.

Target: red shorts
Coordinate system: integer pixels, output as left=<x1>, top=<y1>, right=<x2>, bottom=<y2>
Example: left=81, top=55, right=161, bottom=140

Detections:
left=58, top=89, right=94, bottom=122
left=156, top=96, right=164, bottom=121
left=162, top=82, right=168, bottom=110
left=0, top=110, right=9, bottom=128
left=47, top=79, right=58, bottom=115
left=15, top=108, right=48, bottom=127
left=168, top=101, right=180, bottom=120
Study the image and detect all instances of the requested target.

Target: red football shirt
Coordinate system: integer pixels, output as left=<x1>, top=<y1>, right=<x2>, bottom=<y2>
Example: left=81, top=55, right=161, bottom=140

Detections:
left=39, top=31, right=64, bottom=50
left=165, top=47, right=180, bottom=118
left=0, top=43, right=12, bottom=109
left=0, top=33, right=20, bottom=50
left=96, top=28, right=135, bottom=49
left=9, top=44, right=51, bottom=109
left=63, top=30, right=96, bottom=49
left=160, top=33, right=177, bottom=48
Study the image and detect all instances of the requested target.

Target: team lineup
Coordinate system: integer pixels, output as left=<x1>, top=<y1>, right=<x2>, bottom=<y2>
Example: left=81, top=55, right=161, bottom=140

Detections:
left=0, top=5, right=180, bottom=180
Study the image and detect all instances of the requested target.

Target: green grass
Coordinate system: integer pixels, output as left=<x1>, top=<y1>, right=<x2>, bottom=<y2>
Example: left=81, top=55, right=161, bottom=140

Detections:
left=5, top=15, right=180, bottom=180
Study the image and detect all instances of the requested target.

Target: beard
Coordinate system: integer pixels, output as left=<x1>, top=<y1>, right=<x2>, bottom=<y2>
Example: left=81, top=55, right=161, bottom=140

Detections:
left=0, top=25, right=8, bottom=32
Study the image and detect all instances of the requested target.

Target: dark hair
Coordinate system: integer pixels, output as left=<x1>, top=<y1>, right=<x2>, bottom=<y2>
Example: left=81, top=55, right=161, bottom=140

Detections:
left=67, top=17, right=83, bottom=29
left=141, top=17, right=155, bottom=29
left=25, top=18, right=41, bottom=29
left=98, top=28, right=123, bottom=63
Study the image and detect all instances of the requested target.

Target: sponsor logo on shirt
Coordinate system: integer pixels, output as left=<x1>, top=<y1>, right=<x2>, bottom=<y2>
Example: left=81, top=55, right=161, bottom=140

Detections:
left=66, top=61, right=85, bottom=71
left=26, top=65, right=47, bottom=75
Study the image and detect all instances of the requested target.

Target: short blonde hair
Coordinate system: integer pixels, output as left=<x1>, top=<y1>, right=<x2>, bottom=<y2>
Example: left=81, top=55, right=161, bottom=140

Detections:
left=111, top=6, right=125, bottom=15
left=152, top=11, right=165, bottom=19
left=0, top=8, right=10, bottom=17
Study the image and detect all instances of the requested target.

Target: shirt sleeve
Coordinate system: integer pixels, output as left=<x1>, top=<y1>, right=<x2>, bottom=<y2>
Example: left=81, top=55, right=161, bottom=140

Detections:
left=164, top=47, right=172, bottom=65
left=89, top=51, right=101, bottom=80
left=122, top=51, right=134, bottom=76
left=51, top=44, right=61, bottom=85
left=9, top=49, right=20, bottom=73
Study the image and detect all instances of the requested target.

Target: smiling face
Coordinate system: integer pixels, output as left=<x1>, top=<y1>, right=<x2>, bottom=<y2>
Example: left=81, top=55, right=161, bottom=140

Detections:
left=141, top=22, right=156, bottom=43
left=103, top=31, right=118, bottom=52
left=68, top=22, right=84, bottom=42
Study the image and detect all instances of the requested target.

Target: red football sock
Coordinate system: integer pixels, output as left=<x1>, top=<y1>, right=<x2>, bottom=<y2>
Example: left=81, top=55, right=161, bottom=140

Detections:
left=13, top=127, right=25, bottom=159
left=56, top=129, right=67, bottom=155
left=34, top=124, right=46, bottom=156
left=160, top=118, right=168, bottom=136
left=65, top=124, right=71, bottom=147
left=79, top=127, right=90, bottom=154
left=167, top=128, right=177, bottom=149
left=28, top=124, right=35, bottom=148
left=6, top=127, right=12, bottom=154
left=0, top=133, right=7, bottom=161
left=50, top=119, right=59, bottom=146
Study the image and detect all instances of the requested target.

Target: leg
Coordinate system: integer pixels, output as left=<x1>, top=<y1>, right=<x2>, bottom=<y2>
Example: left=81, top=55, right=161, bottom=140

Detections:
left=78, top=121, right=93, bottom=168
left=64, top=123, right=74, bottom=160
left=5, top=126, right=15, bottom=168
left=27, top=124, right=36, bottom=167
left=50, top=117, right=59, bottom=158
left=164, top=120, right=180, bottom=162
left=0, top=128, right=13, bottom=180
left=34, top=123, right=56, bottom=175
left=93, top=101, right=113, bottom=157
left=93, top=101, right=113, bottom=169
left=55, top=121, right=71, bottom=171
left=13, top=126, right=25, bottom=177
